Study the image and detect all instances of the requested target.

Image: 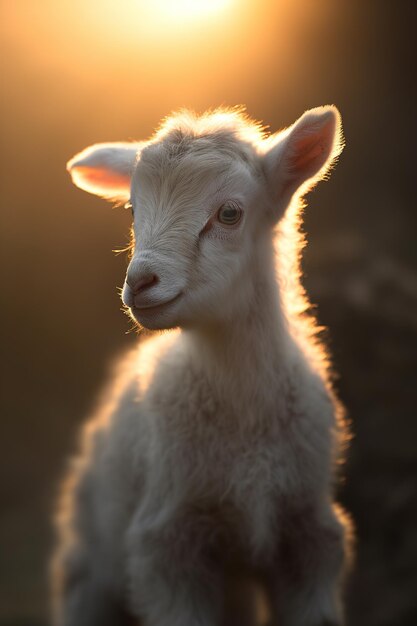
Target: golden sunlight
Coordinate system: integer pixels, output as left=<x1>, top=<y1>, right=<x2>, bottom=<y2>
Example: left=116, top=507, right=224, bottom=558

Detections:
left=149, top=0, right=231, bottom=22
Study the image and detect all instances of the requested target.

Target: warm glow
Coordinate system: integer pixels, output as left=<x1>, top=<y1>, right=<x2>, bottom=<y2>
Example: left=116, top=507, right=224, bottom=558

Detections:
left=1, top=0, right=334, bottom=136
left=149, top=0, right=231, bottom=22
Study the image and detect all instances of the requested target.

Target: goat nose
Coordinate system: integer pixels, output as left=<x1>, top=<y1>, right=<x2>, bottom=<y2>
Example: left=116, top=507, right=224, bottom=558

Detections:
left=128, top=273, right=158, bottom=295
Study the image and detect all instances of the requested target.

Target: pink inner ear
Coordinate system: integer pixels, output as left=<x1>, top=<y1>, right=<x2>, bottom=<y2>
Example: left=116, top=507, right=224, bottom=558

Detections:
left=71, top=166, right=130, bottom=191
left=295, top=137, right=326, bottom=169
left=288, top=115, right=335, bottom=184
left=71, top=166, right=131, bottom=195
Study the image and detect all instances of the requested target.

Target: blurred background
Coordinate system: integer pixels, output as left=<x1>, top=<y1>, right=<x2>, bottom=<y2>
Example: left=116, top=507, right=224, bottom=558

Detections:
left=1, top=0, right=416, bottom=624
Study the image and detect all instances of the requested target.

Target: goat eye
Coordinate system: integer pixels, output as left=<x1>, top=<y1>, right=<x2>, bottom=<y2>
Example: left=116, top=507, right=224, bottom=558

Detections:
left=217, top=202, right=242, bottom=226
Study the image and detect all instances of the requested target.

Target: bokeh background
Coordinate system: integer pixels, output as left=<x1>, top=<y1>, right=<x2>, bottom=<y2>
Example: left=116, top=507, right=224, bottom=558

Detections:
left=1, top=0, right=416, bottom=624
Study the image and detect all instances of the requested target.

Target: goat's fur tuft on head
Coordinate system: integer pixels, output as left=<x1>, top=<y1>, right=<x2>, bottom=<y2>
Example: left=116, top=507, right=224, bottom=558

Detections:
left=55, top=106, right=353, bottom=626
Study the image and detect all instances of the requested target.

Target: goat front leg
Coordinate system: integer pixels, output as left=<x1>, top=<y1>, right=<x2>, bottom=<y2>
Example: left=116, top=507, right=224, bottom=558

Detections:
left=52, top=543, right=136, bottom=626
left=126, top=511, right=223, bottom=626
left=266, top=501, right=353, bottom=626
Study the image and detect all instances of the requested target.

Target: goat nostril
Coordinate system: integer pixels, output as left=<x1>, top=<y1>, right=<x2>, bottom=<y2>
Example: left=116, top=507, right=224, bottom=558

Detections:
left=130, top=274, right=158, bottom=295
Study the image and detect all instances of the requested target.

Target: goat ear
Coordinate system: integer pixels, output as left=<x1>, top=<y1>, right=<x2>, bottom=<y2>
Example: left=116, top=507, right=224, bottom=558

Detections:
left=263, top=106, right=344, bottom=218
left=67, top=143, right=140, bottom=201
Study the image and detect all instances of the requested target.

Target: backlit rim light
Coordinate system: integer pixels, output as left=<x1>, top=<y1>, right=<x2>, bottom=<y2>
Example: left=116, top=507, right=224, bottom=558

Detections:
left=149, top=0, right=231, bottom=22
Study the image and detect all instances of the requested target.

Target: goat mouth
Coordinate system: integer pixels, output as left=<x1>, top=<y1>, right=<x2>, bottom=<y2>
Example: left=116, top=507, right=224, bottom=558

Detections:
left=131, top=292, right=183, bottom=314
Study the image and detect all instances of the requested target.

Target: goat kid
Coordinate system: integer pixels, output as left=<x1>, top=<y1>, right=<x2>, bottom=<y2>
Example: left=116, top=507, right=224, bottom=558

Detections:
left=53, top=106, right=353, bottom=626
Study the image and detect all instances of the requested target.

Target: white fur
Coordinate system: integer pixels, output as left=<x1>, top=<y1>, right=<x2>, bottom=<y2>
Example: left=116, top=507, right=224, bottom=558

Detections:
left=53, top=107, right=353, bottom=626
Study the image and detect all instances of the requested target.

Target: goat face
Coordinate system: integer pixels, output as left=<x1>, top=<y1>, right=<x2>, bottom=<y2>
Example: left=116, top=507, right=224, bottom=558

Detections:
left=122, top=140, right=265, bottom=331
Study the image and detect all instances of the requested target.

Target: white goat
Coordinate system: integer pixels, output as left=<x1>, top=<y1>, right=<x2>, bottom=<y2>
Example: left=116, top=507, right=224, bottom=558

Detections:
left=52, top=107, right=353, bottom=626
